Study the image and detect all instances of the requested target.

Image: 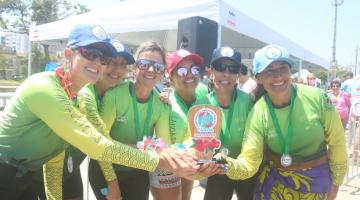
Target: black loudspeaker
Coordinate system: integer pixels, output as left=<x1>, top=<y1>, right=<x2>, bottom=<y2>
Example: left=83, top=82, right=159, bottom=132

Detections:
left=177, top=16, right=218, bottom=76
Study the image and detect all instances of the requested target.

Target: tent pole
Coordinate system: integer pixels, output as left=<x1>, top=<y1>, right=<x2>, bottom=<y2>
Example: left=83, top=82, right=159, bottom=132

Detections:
left=217, top=25, right=221, bottom=48
left=27, top=40, right=32, bottom=77
left=298, top=59, right=303, bottom=82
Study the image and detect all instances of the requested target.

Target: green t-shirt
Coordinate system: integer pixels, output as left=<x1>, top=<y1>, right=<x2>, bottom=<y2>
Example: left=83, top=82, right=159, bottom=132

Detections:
left=193, top=89, right=253, bottom=158
left=0, top=72, right=72, bottom=170
left=226, top=84, right=347, bottom=186
left=77, top=84, right=117, bottom=181
left=0, top=72, right=160, bottom=169
left=101, top=81, right=172, bottom=146
left=169, top=83, right=208, bottom=143
left=0, top=72, right=159, bottom=199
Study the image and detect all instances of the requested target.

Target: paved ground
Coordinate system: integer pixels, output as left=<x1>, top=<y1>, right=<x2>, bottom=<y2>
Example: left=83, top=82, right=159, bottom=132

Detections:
left=81, top=160, right=360, bottom=200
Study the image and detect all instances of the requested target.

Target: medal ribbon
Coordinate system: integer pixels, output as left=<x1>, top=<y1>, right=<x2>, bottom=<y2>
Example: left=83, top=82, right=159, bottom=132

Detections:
left=208, top=90, right=236, bottom=147
left=264, top=86, right=296, bottom=156
left=130, top=83, right=154, bottom=141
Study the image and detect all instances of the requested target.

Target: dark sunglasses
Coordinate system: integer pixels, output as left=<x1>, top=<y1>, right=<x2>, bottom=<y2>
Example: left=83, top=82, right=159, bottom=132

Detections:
left=135, top=59, right=165, bottom=74
left=74, top=47, right=112, bottom=65
left=212, top=62, right=240, bottom=74
left=332, top=84, right=340, bottom=88
left=176, top=66, right=200, bottom=77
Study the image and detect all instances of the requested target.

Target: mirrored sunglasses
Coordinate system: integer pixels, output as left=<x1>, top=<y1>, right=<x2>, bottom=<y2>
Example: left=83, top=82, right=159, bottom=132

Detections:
left=212, top=62, right=240, bottom=74
left=74, top=47, right=112, bottom=65
left=176, top=66, right=200, bottom=77
left=135, top=59, right=165, bottom=74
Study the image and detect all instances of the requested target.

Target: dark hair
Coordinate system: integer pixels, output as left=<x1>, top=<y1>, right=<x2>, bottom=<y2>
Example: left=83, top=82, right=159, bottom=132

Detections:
left=346, top=72, right=354, bottom=78
left=330, top=78, right=341, bottom=87
left=254, top=84, right=267, bottom=102
left=135, top=40, right=166, bottom=64
left=240, top=63, right=248, bottom=75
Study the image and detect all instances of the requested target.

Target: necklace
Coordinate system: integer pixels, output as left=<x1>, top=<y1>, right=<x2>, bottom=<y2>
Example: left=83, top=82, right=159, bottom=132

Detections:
left=55, top=66, right=77, bottom=100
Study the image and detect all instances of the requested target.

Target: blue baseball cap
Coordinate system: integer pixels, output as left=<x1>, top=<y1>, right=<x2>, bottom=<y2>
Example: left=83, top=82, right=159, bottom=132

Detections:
left=253, top=44, right=294, bottom=76
left=210, top=46, right=242, bottom=67
left=110, top=40, right=135, bottom=64
left=67, top=24, right=117, bottom=57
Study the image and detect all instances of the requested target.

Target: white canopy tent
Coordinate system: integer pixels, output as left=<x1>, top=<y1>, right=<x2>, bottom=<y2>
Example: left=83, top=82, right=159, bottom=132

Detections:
left=28, top=0, right=329, bottom=75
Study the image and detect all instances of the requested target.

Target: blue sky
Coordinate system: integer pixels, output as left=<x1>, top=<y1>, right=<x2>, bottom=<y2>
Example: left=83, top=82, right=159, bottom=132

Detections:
left=79, top=0, right=360, bottom=68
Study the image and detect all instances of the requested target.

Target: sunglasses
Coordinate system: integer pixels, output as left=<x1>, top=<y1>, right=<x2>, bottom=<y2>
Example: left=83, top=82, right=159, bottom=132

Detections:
left=135, top=59, right=165, bottom=74
left=74, top=47, right=112, bottom=65
left=212, top=62, right=240, bottom=74
left=332, top=84, right=340, bottom=88
left=176, top=66, right=200, bottom=77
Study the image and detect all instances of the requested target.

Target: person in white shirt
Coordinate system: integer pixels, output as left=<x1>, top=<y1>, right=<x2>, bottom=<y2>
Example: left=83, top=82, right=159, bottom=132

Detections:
left=237, top=63, right=257, bottom=99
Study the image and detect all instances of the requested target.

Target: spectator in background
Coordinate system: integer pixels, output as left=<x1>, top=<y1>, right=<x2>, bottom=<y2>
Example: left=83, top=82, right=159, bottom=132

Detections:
left=348, top=75, right=360, bottom=163
left=327, top=79, right=351, bottom=128
left=306, top=72, right=317, bottom=87
left=237, top=63, right=257, bottom=99
left=341, top=72, right=354, bottom=94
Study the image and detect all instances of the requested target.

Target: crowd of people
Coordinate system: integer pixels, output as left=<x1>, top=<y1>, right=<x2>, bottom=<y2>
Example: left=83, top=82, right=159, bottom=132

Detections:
left=0, top=24, right=350, bottom=200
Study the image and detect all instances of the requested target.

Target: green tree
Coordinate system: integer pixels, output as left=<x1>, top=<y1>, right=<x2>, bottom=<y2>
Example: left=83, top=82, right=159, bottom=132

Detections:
left=0, top=53, right=7, bottom=79
left=0, top=0, right=89, bottom=75
left=0, top=0, right=89, bottom=34
left=0, top=0, right=30, bottom=33
left=311, top=69, right=328, bottom=84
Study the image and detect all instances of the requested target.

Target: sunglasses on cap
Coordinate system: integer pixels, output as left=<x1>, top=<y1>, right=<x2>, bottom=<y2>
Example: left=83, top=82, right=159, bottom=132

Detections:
left=212, top=62, right=240, bottom=74
left=72, top=47, right=112, bottom=65
left=135, top=59, right=165, bottom=74
left=176, top=66, right=200, bottom=77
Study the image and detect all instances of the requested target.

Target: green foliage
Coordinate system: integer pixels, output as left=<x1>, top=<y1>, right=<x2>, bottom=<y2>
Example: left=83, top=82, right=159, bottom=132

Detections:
left=0, top=0, right=90, bottom=33
left=335, top=66, right=348, bottom=80
left=0, top=53, right=7, bottom=78
left=0, top=0, right=89, bottom=76
left=31, top=43, right=47, bottom=73
left=0, top=0, right=31, bottom=33
left=311, top=69, right=328, bottom=83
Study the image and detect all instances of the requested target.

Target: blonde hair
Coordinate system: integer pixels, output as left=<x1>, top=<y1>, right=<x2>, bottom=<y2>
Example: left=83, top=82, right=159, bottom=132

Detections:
left=134, top=40, right=166, bottom=64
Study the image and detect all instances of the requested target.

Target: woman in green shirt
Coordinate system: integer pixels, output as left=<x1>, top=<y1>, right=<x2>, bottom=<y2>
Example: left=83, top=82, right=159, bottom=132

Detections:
left=224, top=45, right=347, bottom=200
left=30, top=39, right=133, bottom=200
left=93, top=41, right=198, bottom=200
left=193, top=47, right=255, bottom=200
left=150, top=49, right=207, bottom=200
left=77, top=39, right=134, bottom=200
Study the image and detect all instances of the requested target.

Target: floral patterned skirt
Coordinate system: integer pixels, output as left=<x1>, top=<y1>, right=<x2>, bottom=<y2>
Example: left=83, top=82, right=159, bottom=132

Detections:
left=254, top=161, right=331, bottom=200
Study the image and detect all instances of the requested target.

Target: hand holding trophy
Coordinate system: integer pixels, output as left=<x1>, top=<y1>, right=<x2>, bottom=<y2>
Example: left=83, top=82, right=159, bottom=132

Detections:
left=187, top=105, right=229, bottom=175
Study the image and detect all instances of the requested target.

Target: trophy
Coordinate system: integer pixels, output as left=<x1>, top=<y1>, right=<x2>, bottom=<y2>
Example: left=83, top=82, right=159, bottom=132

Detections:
left=188, top=105, right=228, bottom=169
